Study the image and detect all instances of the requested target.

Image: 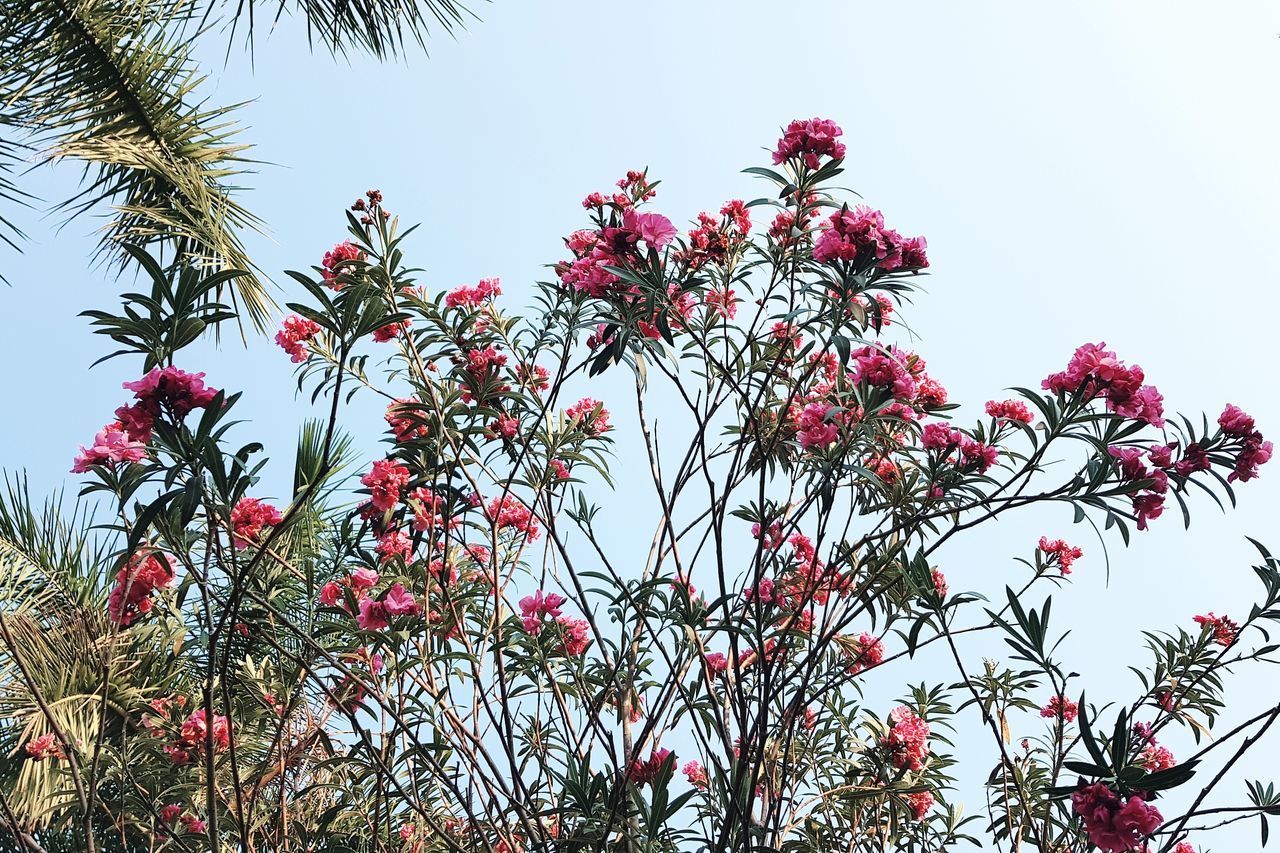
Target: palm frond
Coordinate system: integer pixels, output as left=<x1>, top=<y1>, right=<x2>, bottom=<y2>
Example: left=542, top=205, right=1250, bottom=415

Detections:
left=0, top=0, right=272, bottom=327
left=219, top=0, right=476, bottom=58
left=0, top=131, right=33, bottom=257
left=0, top=474, right=110, bottom=615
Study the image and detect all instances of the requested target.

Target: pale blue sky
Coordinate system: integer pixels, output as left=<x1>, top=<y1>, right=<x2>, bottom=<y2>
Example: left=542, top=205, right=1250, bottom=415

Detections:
left=3, top=2, right=1278, bottom=848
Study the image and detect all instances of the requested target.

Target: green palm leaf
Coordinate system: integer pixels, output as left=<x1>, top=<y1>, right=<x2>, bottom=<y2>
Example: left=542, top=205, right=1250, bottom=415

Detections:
left=0, top=0, right=271, bottom=327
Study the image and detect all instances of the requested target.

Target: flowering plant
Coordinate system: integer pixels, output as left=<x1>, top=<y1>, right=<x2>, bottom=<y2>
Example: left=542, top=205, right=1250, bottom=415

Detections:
left=3, top=119, right=1279, bottom=852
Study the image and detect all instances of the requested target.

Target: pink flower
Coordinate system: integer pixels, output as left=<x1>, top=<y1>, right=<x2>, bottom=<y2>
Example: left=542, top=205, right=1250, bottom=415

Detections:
left=72, top=422, right=149, bottom=473
left=385, top=398, right=427, bottom=443
left=883, top=706, right=930, bottom=771
left=1071, top=783, right=1163, bottom=852
left=489, top=413, right=520, bottom=440
left=772, top=117, right=846, bottom=169
left=905, top=791, right=935, bottom=820
left=486, top=495, right=540, bottom=542
left=1219, top=404, right=1255, bottom=437
left=375, top=530, right=413, bottom=564
left=372, top=319, right=410, bottom=342
left=357, top=596, right=390, bottom=631
left=24, top=732, right=65, bottom=761
left=1038, top=537, right=1083, bottom=575
left=556, top=616, right=591, bottom=656
left=795, top=402, right=840, bottom=450
left=959, top=436, right=1000, bottom=473
left=1140, top=743, right=1176, bottom=772
left=931, top=568, right=949, bottom=598
left=847, top=632, right=885, bottom=675
left=1042, top=343, right=1164, bottom=427
left=230, top=498, right=283, bottom=547
left=107, top=549, right=176, bottom=626
left=704, top=652, right=729, bottom=675
left=706, top=287, right=739, bottom=320
left=566, top=398, right=611, bottom=436
left=177, top=709, right=230, bottom=753
left=1040, top=695, right=1079, bottom=723
left=445, top=277, right=502, bottom=309
left=921, top=423, right=963, bottom=451
left=361, top=459, right=411, bottom=512
left=627, top=747, right=673, bottom=786
left=321, top=240, right=364, bottom=284
left=123, top=366, right=219, bottom=420
left=682, top=760, right=708, bottom=788
left=813, top=206, right=886, bottom=265
left=179, top=814, right=207, bottom=834
left=986, top=399, right=1035, bottom=424
left=318, top=582, right=344, bottom=608
left=1230, top=432, right=1273, bottom=483
left=850, top=345, right=918, bottom=401
left=382, top=583, right=420, bottom=617
left=351, top=567, right=379, bottom=591
left=623, top=209, right=678, bottom=251
left=275, top=315, right=321, bottom=362
left=160, top=804, right=183, bottom=824
left=519, top=590, right=566, bottom=634
left=812, top=206, right=929, bottom=272
left=1193, top=612, right=1239, bottom=646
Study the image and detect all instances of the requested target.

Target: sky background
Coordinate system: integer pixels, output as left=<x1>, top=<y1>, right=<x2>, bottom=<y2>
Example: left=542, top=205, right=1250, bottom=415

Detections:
left=3, top=2, right=1279, bottom=848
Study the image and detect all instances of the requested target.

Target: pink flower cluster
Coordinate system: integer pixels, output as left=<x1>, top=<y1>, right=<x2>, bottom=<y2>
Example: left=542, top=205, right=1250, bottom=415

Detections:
left=518, top=590, right=589, bottom=656
left=627, top=747, right=673, bottom=786
left=1043, top=343, right=1164, bottom=427
left=1040, top=695, right=1079, bottom=723
left=846, top=632, right=886, bottom=675
left=1070, top=783, right=1162, bottom=853
left=320, top=240, right=364, bottom=285
left=71, top=422, right=148, bottom=472
left=519, top=590, right=566, bottom=634
left=160, top=804, right=207, bottom=835
left=1109, top=445, right=1170, bottom=531
left=905, top=791, right=935, bottom=820
left=486, top=495, right=540, bottom=542
left=107, top=549, right=176, bottom=626
left=812, top=205, right=929, bottom=272
left=445, top=277, right=502, bottom=310
left=883, top=706, right=930, bottom=771
left=362, top=459, right=411, bottom=512
left=166, top=708, right=231, bottom=765
left=356, top=582, right=420, bottom=631
left=24, top=732, right=65, bottom=761
left=319, top=567, right=380, bottom=610
left=385, top=398, right=427, bottom=442
left=566, top=397, right=611, bottom=436
left=794, top=402, right=839, bottom=450
left=230, top=497, right=283, bottom=548
left=1218, top=404, right=1272, bottom=483
left=1193, top=611, right=1239, bottom=647
left=1038, top=537, right=1083, bottom=575
left=850, top=345, right=924, bottom=402
left=920, top=423, right=1000, bottom=474
left=985, top=399, right=1034, bottom=424
left=772, top=117, right=846, bottom=169
left=372, top=318, right=410, bottom=342
left=1139, top=742, right=1176, bottom=772
left=558, top=179, right=676, bottom=297
left=276, top=315, right=321, bottom=362
left=73, top=367, right=219, bottom=473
